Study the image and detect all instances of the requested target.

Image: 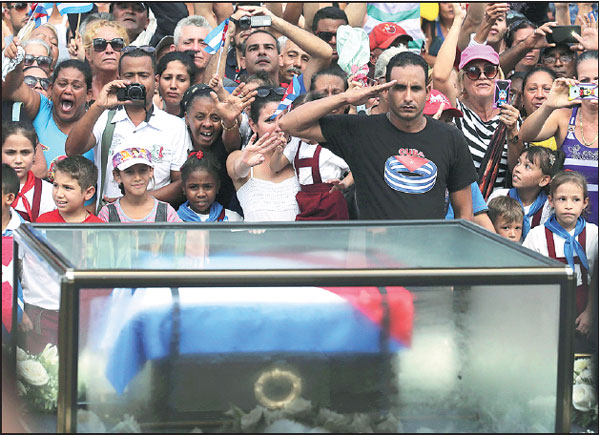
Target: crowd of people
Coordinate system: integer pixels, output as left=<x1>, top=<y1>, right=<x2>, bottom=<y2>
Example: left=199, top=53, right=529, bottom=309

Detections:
left=1, top=2, right=598, bottom=353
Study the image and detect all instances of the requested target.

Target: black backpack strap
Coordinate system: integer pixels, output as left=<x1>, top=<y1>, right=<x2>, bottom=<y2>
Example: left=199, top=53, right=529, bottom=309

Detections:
left=155, top=201, right=168, bottom=222
left=107, top=203, right=121, bottom=222
left=97, top=109, right=117, bottom=213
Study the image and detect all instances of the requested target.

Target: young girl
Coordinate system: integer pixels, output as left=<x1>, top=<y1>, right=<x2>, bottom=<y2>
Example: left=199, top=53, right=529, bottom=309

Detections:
left=98, top=146, right=182, bottom=223
left=177, top=151, right=242, bottom=222
left=523, top=171, right=598, bottom=340
left=488, top=146, right=564, bottom=240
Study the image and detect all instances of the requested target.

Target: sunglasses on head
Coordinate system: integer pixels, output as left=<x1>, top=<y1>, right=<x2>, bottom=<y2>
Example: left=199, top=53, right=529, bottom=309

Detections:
left=24, top=54, right=52, bottom=68
left=92, top=38, right=125, bottom=52
left=9, top=2, right=28, bottom=11
left=256, top=87, right=286, bottom=98
left=121, top=45, right=156, bottom=55
left=465, top=64, right=498, bottom=80
left=24, top=75, right=51, bottom=90
left=315, top=31, right=336, bottom=42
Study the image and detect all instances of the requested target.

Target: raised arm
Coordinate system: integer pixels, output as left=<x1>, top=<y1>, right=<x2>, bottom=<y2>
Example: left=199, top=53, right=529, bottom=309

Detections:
left=226, top=132, right=281, bottom=183
left=282, top=2, right=304, bottom=27
left=499, top=22, right=556, bottom=74
left=457, top=2, right=485, bottom=51
left=472, top=3, right=509, bottom=49
left=2, top=37, right=41, bottom=119
left=431, top=3, right=465, bottom=106
left=344, top=2, right=367, bottom=28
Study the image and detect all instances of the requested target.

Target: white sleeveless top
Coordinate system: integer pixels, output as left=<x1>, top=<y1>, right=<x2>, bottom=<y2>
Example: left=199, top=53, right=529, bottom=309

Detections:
left=236, top=167, right=300, bottom=222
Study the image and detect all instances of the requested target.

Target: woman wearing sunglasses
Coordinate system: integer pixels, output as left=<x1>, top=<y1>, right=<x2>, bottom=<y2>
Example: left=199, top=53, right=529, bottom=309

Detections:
left=23, top=66, right=52, bottom=98
left=83, top=20, right=129, bottom=101
left=432, top=3, right=521, bottom=190
left=22, top=38, right=53, bottom=74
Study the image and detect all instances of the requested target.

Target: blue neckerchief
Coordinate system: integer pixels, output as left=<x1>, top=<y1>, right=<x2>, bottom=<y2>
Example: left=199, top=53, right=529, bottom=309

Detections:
left=177, top=201, right=225, bottom=222
left=544, top=214, right=589, bottom=272
left=509, top=188, right=547, bottom=240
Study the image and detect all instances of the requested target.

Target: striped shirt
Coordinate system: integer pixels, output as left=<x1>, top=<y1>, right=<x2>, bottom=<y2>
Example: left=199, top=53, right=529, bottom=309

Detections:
left=454, top=100, right=521, bottom=188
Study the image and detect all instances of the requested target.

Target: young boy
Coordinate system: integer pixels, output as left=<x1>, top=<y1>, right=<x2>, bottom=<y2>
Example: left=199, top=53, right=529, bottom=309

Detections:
left=1, top=121, right=55, bottom=222
left=36, top=155, right=103, bottom=223
left=488, top=196, right=524, bottom=243
left=2, top=164, right=27, bottom=338
left=22, top=156, right=102, bottom=353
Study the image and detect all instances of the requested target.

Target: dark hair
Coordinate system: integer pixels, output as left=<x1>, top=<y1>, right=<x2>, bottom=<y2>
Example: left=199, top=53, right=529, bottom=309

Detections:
left=249, top=86, right=282, bottom=123
left=549, top=170, right=590, bottom=216
left=240, top=30, right=279, bottom=55
left=309, top=65, right=348, bottom=91
left=54, top=155, right=98, bottom=191
left=504, top=19, right=535, bottom=48
left=109, top=2, right=149, bottom=17
left=518, top=146, right=565, bottom=192
left=291, top=92, right=310, bottom=109
left=507, top=70, right=528, bottom=81
left=521, top=65, right=557, bottom=93
left=118, top=47, right=157, bottom=75
left=576, top=50, right=598, bottom=75
left=312, top=6, right=348, bottom=33
left=386, top=51, right=429, bottom=84
left=2, top=164, right=20, bottom=196
left=488, top=196, right=524, bottom=224
left=242, top=70, right=277, bottom=87
left=180, top=151, right=221, bottom=188
left=156, top=51, right=196, bottom=82
left=2, top=121, right=38, bottom=151
left=52, top=59, right=92, bottom=90
left=180, top=83, right=215, bottom=115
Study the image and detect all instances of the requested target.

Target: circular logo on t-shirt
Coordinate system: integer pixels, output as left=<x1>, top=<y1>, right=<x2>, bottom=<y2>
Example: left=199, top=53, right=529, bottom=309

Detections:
left=384, top=153, right=438, bottom=194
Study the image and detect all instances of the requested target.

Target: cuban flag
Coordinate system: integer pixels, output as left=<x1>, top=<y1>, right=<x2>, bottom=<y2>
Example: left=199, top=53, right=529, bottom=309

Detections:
left=203, top=18, right=229, bottom=54
left=28, top=3, right=54, bottom=28
left=56, top=3, right=94, bottom=15
left=269, top=75, right=302, bottom=120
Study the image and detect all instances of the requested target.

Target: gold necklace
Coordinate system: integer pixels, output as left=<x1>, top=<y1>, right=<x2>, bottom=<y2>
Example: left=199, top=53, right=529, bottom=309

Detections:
left=579, top=110, right=599, bottom=147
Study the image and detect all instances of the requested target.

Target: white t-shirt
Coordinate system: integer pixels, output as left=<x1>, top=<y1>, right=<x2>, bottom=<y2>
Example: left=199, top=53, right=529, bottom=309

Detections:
left=188, top=208, right=243, bottom=222
left=523, top=222, right=598, bottom=287
left=488, top=188, right=553, bottom=227
left=13, top=178, right=56, bottom=220
left=283, top=137, right=349, bottom=185
left=92, top=104, right=191, bottom=199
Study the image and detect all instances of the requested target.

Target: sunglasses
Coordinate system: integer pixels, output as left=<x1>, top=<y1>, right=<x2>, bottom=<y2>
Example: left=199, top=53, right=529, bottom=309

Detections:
left=465, top=65, right=498, bottom=80
left=24, top=75, right=51, bottom=90
left=23, top=54, right=52, bottom=68
left=256, top=87, right=286, bottom=98
left=315, top=31, right=336, bottom=42
left=9, top=2, right=28, bottom=11
left=92, top=38, right=125, bottom=52
left=542, top=54, right=574, bottom=65
left=114, top=2, right=147, bottom=13
left=121, top=45, right=156, bottom=55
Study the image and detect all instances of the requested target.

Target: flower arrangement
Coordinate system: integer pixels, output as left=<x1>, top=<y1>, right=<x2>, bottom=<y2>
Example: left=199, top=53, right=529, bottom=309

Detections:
left=572, top=356, right=598, bottom=428
left=16, top=344, right=59, bottom=413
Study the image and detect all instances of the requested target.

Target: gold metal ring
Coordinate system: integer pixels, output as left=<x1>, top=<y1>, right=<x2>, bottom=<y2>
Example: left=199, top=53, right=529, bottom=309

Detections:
left=254, top=368, right=302, bottom=409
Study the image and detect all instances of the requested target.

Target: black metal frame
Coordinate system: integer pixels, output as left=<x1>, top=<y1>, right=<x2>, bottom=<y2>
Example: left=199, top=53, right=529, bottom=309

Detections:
left=11, top=220, right=575, bottom=433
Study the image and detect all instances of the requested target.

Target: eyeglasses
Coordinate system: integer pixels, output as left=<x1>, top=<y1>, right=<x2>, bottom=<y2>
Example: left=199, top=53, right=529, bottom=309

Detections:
left=23, top=54, right=52, bottom=68
left=542, top=54, right=574, bottom=65
left=465, top=64, right=498, bottom=80
left=114, top=2, right=146, bottom=13
left=9, top=3, right=28, bottom=11
left=315, top=31, right=336, bottom=42
left=256, top=87, right=286, bottom=98
left=121, top=45, right=156, bottom=55
left=24, top=75, right=51, bottom=90
left=92, top=38, right=125, bottom=52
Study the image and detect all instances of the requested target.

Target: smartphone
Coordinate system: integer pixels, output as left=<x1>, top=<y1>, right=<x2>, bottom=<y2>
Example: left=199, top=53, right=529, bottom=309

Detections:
left=568, top=83, right=599, bottom=101
left=493, top=79, right=511, bottom=108
left=546, top=25, right=581, bottom=44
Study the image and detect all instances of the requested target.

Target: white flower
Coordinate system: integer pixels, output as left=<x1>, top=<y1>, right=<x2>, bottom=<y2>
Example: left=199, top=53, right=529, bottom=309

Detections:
left=40, top=344, right=59, bottom=367
left=17, top=359, right=49, bottom=386
left=16, top=380, right=26, bottom=396
left=574, top=358, right=590, bottom=374
left=16, top=347, right=28, bottom=361
left=575, top=368, right=594, bottom=384
left=573, top=383, right=597, bottom=412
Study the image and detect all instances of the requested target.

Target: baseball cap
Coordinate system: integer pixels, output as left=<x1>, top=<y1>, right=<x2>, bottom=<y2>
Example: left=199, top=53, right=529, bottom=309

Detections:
left=459, top=45, right=500, bottom=70
left=369, top=23, right=413, bottom=51
left=155, top=34, right=174, bottom=53
left=424, top=89, right=463, bottom=118
left=112, top=147, right=154, bottom=170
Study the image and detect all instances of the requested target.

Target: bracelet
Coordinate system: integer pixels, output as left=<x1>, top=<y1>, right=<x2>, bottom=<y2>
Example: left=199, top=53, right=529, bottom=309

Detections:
left=221, top=118, right=239, bottom=131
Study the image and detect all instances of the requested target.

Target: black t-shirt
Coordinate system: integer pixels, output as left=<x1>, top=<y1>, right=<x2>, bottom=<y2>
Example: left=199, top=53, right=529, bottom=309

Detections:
left=319, top=114, right=477, bottom=220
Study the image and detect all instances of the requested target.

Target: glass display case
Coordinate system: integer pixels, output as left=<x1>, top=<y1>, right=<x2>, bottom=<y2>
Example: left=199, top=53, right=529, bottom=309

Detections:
left=11, top=220, right=576, bottom=433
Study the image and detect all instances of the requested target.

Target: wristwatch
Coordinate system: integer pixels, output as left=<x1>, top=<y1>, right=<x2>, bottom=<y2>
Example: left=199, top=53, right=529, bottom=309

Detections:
left=508, top=134, right=519, bottom=144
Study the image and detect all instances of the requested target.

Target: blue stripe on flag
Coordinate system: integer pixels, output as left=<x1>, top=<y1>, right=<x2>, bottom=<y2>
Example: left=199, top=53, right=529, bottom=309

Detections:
left=56, top=3, right=94, bottom=15
left=203, top=19, right=229, bottom=54
left=269, top=75, right=302, bottom=120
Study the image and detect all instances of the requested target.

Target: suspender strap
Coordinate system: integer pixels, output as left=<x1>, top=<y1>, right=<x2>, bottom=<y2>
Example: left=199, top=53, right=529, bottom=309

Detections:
left=155, top=202, right=167, bottom=222
left=31, top=177, right=42, bottom=221
left=98, top=109, right=117, bottom=214
left=217, top=207, right=226, bottom=222
left=531, top=207, right=543, bottom=228
left=293, top=144, right=323, bottom=184
left=107, top=203, right=121, bottom=222
left=544, top=226, right=587, bottom=273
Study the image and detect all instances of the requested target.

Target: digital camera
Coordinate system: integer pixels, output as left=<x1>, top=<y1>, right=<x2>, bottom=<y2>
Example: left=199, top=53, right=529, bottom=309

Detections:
left=238, top=15, right=272, bottom=30
left=117, top=83, right=146, bottom=102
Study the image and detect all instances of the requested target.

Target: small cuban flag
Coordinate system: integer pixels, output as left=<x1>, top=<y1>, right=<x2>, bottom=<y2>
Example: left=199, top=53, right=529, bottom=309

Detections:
left=29, top=3, right=54, bottom=28
left=56, top=3, right=94, bottom=15
left=269, top=75, right=302, bottom=120
left=203, top=18, right=229, bottom=54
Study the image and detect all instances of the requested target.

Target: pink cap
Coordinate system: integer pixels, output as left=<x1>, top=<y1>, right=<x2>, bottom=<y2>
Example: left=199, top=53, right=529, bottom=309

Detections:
left=424, top=89, right=463, bottom=118
left=459, top=45, right=499, bottom=70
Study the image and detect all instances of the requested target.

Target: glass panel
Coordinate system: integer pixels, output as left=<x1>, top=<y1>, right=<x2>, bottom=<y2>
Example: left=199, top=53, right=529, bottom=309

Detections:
left=77, top=284, right=560, bottom=432
left=29, top=223, right=557, bottom=271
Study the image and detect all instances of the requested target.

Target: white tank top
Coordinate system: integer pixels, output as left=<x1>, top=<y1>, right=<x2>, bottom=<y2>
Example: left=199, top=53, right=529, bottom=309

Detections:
left=236, top=167, right=300, bottom=222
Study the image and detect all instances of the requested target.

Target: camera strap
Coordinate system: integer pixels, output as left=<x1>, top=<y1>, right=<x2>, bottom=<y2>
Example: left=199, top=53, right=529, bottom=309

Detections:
left=97, top=109, right=117, bottom=214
